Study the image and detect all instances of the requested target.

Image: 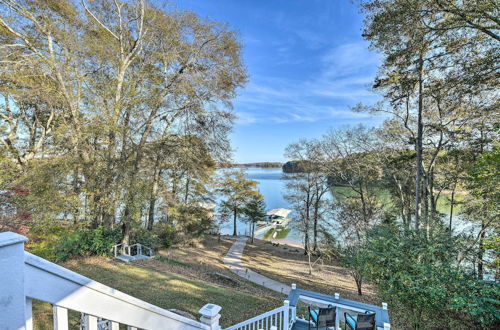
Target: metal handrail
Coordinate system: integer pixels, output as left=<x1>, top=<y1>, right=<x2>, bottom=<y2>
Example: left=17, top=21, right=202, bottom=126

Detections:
left=112, top=243, right=127, bottom=257
left=129, top=243, right=154, bottom=257
left=112, top=243, right=154, bottom=258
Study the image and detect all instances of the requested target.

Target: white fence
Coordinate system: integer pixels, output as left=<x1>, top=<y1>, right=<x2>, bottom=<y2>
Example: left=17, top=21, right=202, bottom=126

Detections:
left=0, top=232, right=221, bottom=330
left=224, top=301, right=291, bottom=330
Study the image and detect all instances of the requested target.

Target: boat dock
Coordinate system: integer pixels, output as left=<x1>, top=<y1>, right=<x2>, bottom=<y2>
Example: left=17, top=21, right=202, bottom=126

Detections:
left=254, top=208, right=292, bottom=236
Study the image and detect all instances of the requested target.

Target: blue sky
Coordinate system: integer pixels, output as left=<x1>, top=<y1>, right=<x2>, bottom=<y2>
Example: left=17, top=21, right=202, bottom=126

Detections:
left=177, top=0, right=384, bottom=163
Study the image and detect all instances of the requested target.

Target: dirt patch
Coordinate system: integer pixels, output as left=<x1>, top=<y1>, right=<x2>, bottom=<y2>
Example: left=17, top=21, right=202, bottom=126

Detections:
left=241, top=238, right=379, bottom=304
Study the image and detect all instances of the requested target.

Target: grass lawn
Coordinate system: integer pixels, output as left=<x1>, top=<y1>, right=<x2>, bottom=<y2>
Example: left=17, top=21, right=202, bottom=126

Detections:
left=32, top=237, right=281, bottom=329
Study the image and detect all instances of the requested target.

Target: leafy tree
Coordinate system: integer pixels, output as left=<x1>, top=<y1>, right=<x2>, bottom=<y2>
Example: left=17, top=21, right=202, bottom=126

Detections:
left=0, top=0, right=246, bottom=244
left=243, top=195, right=267, bottom=243
left=321, top=126, right=383, bottom=244
left=284, top=139, right=330, bottom=253
left=218, top=169, right=260, bottom=236
left=462, top=144, right=500, bottom=279
left=341, top=245, right=370, bottom=296
left=360, top=0, right=499, bottom=232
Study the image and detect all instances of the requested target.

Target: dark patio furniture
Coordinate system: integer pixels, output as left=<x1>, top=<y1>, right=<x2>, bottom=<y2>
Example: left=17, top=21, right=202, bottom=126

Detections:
left=308, top=305, right=336, bottom=330
left=344, top=312, right=376, bottom=330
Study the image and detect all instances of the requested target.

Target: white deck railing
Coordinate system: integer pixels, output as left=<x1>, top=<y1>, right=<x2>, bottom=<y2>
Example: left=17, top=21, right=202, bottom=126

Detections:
left=224, top=300, right=290, bottom=330
left=0, top=232, right=221, bottom=330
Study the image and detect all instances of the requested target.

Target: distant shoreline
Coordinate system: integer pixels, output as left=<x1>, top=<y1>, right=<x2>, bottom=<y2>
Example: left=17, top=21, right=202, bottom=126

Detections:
left=218, top=162, right=283, bottom=169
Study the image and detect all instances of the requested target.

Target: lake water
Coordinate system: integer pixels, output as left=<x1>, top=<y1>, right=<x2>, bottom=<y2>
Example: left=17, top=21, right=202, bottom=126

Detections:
left=218, top=167, right=303, bottom=244
left=217, top=167, right=474, bottom=247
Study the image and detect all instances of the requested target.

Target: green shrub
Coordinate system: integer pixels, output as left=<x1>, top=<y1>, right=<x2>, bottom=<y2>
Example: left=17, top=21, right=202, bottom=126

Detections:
left=361, top=225, right=500, bottom=329
left=26, top=221, right=83, bottom=260
left=153, top=205, right=213, bottom=248
left=130, top=226, right=160, bottom=250
left=155, top=222, right=177, bottom=248
left=54, top=226, right=121, bottom=262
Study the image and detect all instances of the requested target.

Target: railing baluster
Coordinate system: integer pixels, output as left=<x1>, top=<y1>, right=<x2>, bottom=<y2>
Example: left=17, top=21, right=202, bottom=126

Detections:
left=25, top=297, right=33, bottom=330
left=53, top=306, right=68, bottom=330
left=83, top=315, right=98, bottom=330
left=110, top=321, right=119, bottom=330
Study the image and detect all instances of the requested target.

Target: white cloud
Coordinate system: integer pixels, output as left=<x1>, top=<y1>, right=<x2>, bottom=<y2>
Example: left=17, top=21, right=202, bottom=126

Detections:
left=320, top=42, right=381, bottom=78
left=235, top=112, right=257, bottom=125
left=234, top=41, right=381, bottom=125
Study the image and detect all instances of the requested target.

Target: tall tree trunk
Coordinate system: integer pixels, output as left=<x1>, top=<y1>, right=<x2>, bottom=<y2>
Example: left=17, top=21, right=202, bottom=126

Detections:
left=147, top=197, right=157, bottom=231
left=303, top=221, right=309, bottom=255
left=304, top=221, right=310, bottom=255
left=429, top=167, right=436, bottom=219
left=354, top=273, right=363, bottom=296
left=304, top=192, right=311, bottom=255
left=359, top=183, right=368, bottom=224
left=406, top=197, right=412, bottom=230
left=147, top=164, right=161, bottom=231
left=233, top=208, right=237, bottom=236
left=477, top=220, right=486, bottom=280
left=184, top=176, right=190, bottom=203
left=394, top=177, right=407, bottom=229
left=415, top=54, right=424, bottom=230
left=121, top=215, right=131, bottom=245
left=313, top=203, right=319, bottom=252
left=73, top=166, right=80, bottom=224
left=449, top=186, right=455, bottom=233
left=423, top=169, right=430, bottom=238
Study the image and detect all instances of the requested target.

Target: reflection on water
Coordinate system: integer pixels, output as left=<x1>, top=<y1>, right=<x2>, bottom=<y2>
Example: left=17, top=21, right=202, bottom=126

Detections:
left=263, top=228, right=291, bottom=240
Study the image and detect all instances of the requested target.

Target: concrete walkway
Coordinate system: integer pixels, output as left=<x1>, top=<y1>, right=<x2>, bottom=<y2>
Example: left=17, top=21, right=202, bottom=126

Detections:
left=223, top=236, right=291, bottom=295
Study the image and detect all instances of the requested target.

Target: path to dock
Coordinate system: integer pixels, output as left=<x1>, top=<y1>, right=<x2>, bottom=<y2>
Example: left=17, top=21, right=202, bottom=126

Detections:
left=223, top=236, right=291, bottom=295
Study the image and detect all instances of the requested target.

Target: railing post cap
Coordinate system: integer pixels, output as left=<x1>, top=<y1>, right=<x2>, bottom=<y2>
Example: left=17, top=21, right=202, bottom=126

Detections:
left=382, top=302, right=388, bottom=310
left=199, top=303, right=222, bottom=318
left=291, top=283, right=296, bottom=290
left=383, top=322, right=391, bottom=329
left=284, top=299, right=290, bottom=305
left=0, top=231, right=28, bottom=247
left=334, top=293, right=340, bottom=299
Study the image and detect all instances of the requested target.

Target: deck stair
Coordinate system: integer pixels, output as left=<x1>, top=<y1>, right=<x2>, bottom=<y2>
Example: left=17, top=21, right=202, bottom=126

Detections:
left=112, top=243, right=154, bottom=262
left=0, top=231, right=221, bottom=330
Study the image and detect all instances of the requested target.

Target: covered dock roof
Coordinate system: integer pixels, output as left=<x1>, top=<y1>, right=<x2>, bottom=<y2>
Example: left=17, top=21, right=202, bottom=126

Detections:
left=266, top=208, right=292, bottom=217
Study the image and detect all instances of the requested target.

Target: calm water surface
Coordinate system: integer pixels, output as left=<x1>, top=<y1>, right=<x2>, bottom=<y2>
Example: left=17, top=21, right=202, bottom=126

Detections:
left=218, top=167, right=303, bottom=244
left=217, top=167, right=472, bottom=246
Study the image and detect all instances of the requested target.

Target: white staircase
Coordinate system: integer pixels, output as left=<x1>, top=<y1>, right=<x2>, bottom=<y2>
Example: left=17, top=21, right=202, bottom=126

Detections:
left=0, top=232, right=220, bottom=330
left=113, top=243, right=154, bottom=262
left=0, top=231, right=296, bottom=330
